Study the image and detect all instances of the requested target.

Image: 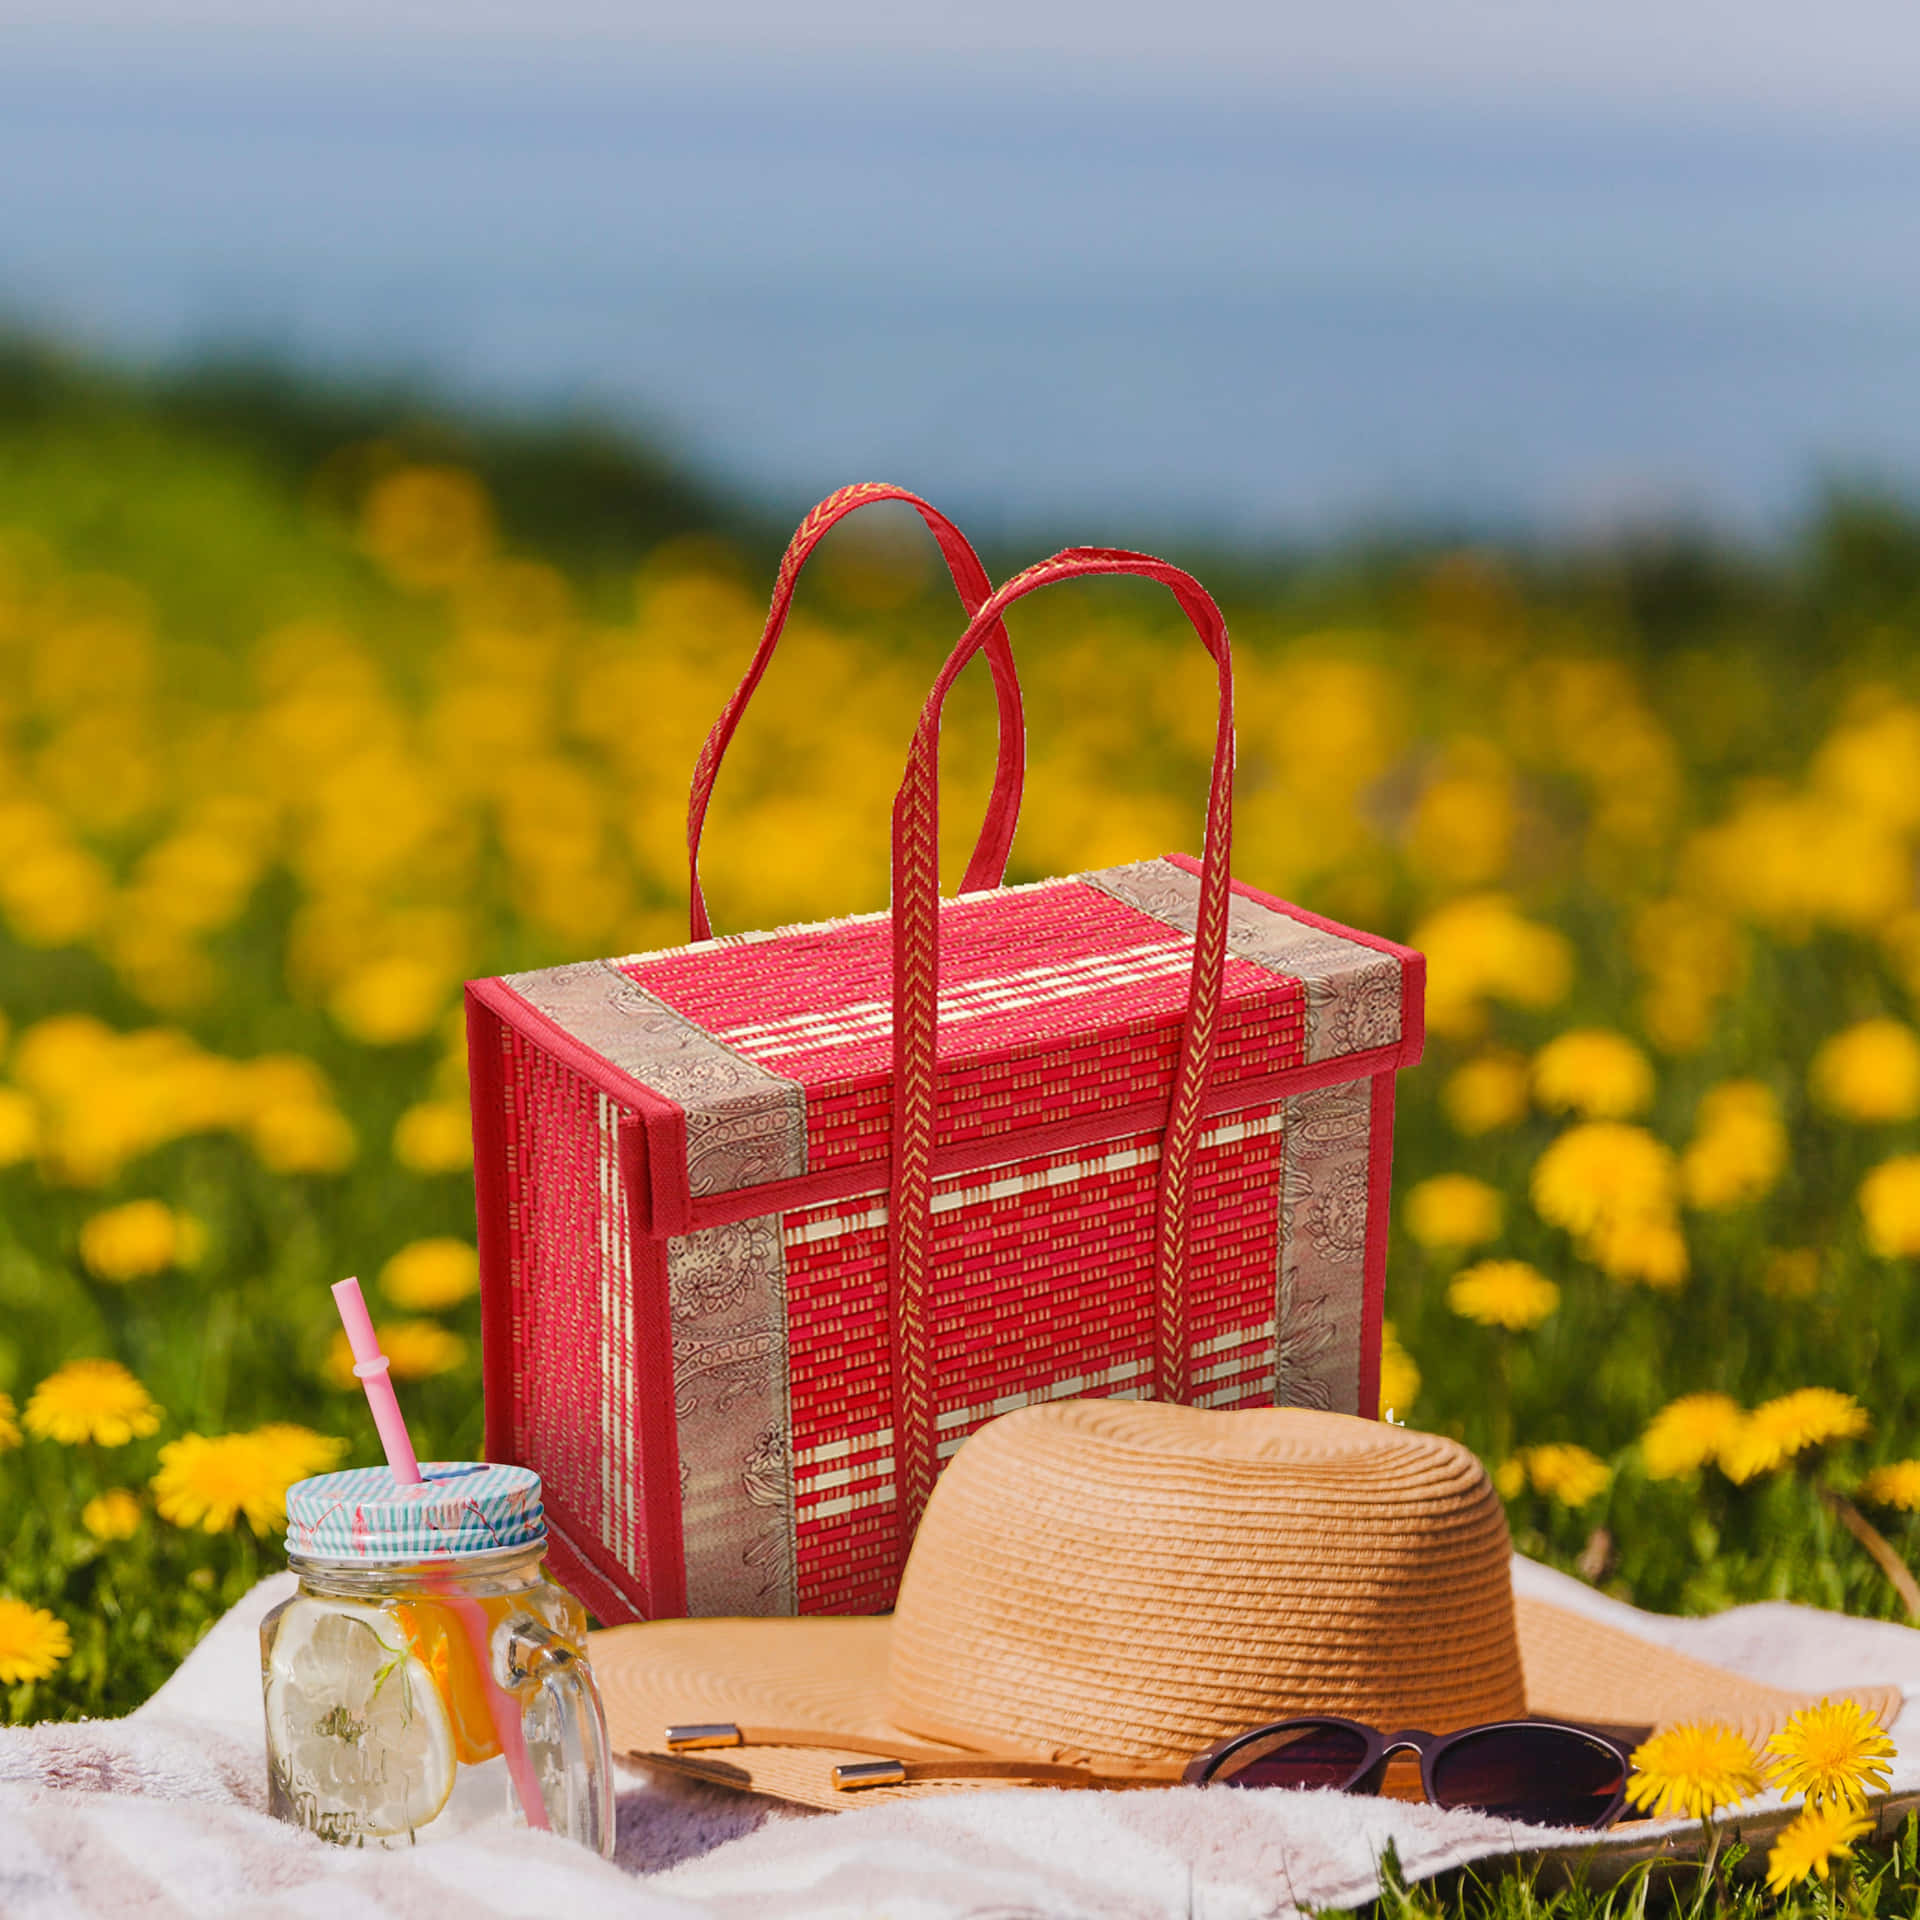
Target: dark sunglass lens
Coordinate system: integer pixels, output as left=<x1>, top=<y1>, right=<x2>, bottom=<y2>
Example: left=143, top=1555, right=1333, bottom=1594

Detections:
left=1212, top=1721, right=1373, bottom=1791
left=1429, top=1725, right=1625, bottom=1828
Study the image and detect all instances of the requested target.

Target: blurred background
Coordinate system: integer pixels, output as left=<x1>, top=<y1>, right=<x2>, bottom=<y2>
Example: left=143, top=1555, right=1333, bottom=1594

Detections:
left=4, top=0, right=1920, bottom=1723
left=8, top=0, right=1920, bottom=538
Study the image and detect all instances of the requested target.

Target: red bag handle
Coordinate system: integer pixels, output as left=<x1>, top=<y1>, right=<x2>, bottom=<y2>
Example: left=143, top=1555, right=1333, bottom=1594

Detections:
left=686, top=483, right=1026, bottom=941
left=886, top=547, right=1235, bottom=1541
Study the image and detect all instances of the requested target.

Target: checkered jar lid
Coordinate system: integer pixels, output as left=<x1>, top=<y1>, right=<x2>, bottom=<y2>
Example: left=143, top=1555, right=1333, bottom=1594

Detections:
left=284, top=1461, right=545, bottom=1562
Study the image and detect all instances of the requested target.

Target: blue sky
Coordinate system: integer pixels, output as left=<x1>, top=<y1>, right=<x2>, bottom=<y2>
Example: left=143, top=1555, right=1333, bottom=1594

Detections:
left=5, top=4, right=1919, bottom=536
left=5, top=1, right=1920, bottom=120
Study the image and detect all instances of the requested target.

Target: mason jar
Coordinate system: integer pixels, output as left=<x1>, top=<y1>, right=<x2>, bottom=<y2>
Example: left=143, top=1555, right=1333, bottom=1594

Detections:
left=263, top=1461, right=614, bottom=1854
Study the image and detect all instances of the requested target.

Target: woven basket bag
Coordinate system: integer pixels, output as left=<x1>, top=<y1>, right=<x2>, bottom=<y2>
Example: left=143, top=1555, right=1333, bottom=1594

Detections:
left=467, top=483, right=1426, bottom=1623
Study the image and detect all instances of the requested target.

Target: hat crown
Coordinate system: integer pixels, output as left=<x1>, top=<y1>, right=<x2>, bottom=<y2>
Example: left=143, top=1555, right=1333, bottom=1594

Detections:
left=887, top=1400, right=1524, bottom=1762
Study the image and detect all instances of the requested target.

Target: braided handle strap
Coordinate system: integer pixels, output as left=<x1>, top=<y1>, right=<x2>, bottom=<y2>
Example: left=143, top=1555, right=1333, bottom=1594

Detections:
left=887, top=547, right=1236, bottom=1542
left=686, top=482, right=1027, bottom=941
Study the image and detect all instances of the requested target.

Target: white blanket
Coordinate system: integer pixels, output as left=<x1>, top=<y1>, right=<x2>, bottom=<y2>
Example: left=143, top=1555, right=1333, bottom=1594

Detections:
left=6, top=1560, right=1920, bottom=1919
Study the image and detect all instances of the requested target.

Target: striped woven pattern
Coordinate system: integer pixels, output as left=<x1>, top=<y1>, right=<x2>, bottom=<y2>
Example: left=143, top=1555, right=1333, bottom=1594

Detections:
left=286, top=1462, right=544, bottom=1561
left=780, top=1102, right=1289, bottom=1613
left=492, top=1024, right=650, bottom=1594
left=625, top=883, right=1304, bottom=1176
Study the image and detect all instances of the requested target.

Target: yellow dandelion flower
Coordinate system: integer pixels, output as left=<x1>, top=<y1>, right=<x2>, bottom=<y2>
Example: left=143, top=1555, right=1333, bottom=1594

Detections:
left=379, top=1238, right=480, bottom=1311
left=1764, top=1801, right=1873, bottom=1894
left=433, top=1008, right=470, bottom=1095
left=1765, top=1387, right=1872, bottom=1450
left=1642, top=1393, right=1745, bottom=1480
left=323, top=1320, right=467, bottom=1391
left=1517, top=1443, right=1611, bottom=1507
left=1720, top=1419, right=1788, bottom=1485
left=1812, top=701, right=1920, bottom=831
left=360, top=464, right=496, bottom=592
left=1859, top=1154, right=1920, bottom=1260
left=392, top=1100, right=473, bottom=1174
left=1440, top=1051, right=1531, bottom=1136
left=1531, top=1123, right=1677, bottom=1241
left=0, top=1391, right=18, bottom=1451
left=151, top=1423, right=344, bottom=1534
left=1680, top=1081, right=1787, bottom=1212
left=1722, top=1389, right=1869, bottom=1484
left=10, top=1013, right=119, bottom=1102
left=1378, top=1321, right=1420, bottom=1420
left=1857, top=1460, right=1920, bottom=1511
left=232, top=1052, right=334, bottom=1121
left=1409, top=894, right=1574, bottom=1039
left=152, top=1433, right=282, bottom=1533
left=24, top=1359, right=163, bottom=1446
left=1405, top=752, right=1516, bottom=890
left=1585, top=1211, right=1690, bottom=1289
left=81, top=1487, right=142, bottom=1540
left=1, top=841, right=114, bottom=948
left=1405, top=1175, right=1505, bottom=1252
left=1810, top=1018, right=1920, bottom=1126
left=1632, top=898, right=1743, bottom=1057
left=1531, top=1029, right=1655, bottom=1121
left=328, top=955, right=454, bottom=1047
left=78, top=1199, right=205, bottom=1282
left=1625, top=1721, right=1764, bottom=1820
left=1447, top=1259, right=1559, bottom=1331
left=1683, top=787, right=1908, bottom=936
left=1763, top=1248, right=1822, bottom=1299
left=0, top=1596, right=72, bottom=1683
left=0, top=1087, right=39, bottom=1165
left=1494, top=1457, right=1527, bottom=1499
left=251, top=1424, right=350, bottom=1483
left=1765, top=1696, right=1896, bottom=1812
left=249, top=1101, right=357, bottom=1175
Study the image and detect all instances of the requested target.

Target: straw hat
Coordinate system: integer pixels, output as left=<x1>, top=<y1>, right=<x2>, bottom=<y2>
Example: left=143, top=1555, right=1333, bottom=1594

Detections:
left=591, top=1400, right=1900, bottom=1810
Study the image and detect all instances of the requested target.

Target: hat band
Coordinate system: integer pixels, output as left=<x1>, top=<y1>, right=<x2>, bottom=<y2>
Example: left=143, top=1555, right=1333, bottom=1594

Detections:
left=661, top=1721, right=1185, bottom=1792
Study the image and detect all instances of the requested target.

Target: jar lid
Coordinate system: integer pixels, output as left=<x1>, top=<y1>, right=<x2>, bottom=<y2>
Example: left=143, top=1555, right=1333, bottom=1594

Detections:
left=284, top=1461, right=545, bottom=1562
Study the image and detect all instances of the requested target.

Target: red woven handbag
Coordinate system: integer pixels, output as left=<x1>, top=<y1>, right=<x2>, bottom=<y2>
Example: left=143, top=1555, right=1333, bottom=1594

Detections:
left=468, top=484, right=1426, bottom=1624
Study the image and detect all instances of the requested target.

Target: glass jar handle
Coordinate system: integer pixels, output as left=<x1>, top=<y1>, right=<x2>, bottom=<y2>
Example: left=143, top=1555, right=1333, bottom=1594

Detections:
left=501, top=1618, right=616, bottom=1858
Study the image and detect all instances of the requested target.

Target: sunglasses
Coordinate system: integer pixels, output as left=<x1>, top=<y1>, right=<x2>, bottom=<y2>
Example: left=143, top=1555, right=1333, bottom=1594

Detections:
left=1182, top=1715, right=1633, bottom=1829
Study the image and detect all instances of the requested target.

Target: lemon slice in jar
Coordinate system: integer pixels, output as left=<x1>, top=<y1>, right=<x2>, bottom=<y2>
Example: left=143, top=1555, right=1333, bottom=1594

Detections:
left=264, top=1598, right=457, bottom=1841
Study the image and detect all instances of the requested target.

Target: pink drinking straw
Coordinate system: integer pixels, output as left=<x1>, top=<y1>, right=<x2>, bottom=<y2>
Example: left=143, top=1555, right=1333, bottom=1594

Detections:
left=330, top=1277, right=551, bottom=1831
left=331, top=1278, right=422, bottom=1484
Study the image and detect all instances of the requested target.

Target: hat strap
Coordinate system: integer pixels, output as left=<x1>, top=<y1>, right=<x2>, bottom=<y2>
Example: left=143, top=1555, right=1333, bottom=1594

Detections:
left=662, top=1721, right=1187, bottom=1792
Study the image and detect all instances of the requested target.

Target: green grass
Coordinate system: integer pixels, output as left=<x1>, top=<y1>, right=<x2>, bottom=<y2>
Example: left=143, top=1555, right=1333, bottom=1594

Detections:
left=1334, top=1815, right=1920, bottom=1920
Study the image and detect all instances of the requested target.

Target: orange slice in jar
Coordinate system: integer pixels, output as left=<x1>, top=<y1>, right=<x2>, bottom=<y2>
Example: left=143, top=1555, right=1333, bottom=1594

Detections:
left=394, top=1593, right=516, bottom=1766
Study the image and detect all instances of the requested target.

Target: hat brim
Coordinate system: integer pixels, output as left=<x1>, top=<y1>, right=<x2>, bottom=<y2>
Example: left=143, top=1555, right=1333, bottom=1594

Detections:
left=590, top=1598, right=1902, bottom=1815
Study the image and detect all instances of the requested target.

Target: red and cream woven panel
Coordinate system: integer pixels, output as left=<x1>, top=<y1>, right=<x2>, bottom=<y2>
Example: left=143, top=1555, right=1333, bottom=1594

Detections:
left=469, top=854, right=1424, bottom=1624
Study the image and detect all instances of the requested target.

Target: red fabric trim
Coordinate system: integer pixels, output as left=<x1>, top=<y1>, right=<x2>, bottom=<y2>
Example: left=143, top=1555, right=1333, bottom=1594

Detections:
left=1358, top=1071, right=1398, bottom=1422
left=466, top=987, right=517, bottom=1469
left=618, top=1117, right=689, bottom=1619
left=1162, top=854, right=1427, bottom=1069
left=542, top=1505, right=651, bottom=1627
left=469, top=975, right=694, bottom=1237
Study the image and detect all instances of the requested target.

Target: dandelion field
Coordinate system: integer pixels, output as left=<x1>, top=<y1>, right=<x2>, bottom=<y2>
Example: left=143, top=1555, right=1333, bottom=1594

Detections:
left=3, top=345, right=1920, bottom=1901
